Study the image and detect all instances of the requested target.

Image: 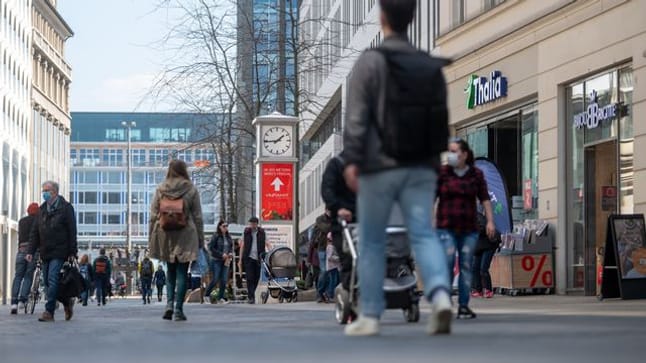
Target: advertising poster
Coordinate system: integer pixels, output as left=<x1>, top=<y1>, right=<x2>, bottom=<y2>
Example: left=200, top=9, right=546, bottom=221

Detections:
left=613, top=217, right=646, bottom=279
left=263, top=224, right=293, bottom=250
left=260, top=163, right=293, bottom=221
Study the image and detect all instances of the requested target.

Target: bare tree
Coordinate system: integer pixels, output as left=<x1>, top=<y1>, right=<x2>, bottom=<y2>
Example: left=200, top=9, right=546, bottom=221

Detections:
left=148, top=0, right=366, bottom=222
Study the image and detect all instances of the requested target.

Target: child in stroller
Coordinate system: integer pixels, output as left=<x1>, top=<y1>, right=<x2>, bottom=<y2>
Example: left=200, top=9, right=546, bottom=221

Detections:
left=260, top=247, right=298, bottom=304
left=335, top=220, right=420, bottom=324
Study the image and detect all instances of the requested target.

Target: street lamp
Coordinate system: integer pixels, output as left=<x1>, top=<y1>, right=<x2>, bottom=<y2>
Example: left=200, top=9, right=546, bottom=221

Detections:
left=121, top=121, right=136, bottom=253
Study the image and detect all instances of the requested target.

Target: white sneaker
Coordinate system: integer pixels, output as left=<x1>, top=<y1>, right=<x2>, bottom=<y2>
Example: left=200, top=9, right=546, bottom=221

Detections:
left=344, top=315, right=380, bottom=336
left=218, top=299, right=229, bottom=305
left=10, top=304, right=18, bottom=314
left=427, top=290, right=452, bottom=335
left=18, top=302, right=25, bottom=312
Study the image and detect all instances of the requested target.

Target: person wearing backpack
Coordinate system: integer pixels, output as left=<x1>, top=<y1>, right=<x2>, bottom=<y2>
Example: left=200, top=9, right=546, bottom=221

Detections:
left=148, top=159, right=204, bottom=321
left=342, top=0, right=453, bottom=336
left=140, top=256, right=155, bottom=304
left=153, top=265, right=166, bottom=302
left=93, top=248, right=112, bottom=306
left=78, top=254, right=94, bottom=306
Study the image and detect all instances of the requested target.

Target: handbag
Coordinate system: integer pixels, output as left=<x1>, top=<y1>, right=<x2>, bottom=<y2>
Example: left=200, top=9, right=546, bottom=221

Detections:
left=57, top=259, right=84, bottom=300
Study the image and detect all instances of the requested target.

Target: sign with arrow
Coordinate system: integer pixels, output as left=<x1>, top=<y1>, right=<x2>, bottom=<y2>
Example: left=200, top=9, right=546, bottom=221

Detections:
left=261, top=163, right=293, bottom=221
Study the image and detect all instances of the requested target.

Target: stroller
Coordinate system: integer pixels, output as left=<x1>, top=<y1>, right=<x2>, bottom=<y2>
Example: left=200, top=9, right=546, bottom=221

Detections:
left=260, top=247, right=299, bottom=304
left=335, top=219, right=420, bottom=324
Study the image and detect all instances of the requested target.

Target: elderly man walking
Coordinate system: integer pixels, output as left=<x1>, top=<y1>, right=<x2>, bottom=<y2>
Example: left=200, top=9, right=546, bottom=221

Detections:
left=27, top=181, right=78, bottom=322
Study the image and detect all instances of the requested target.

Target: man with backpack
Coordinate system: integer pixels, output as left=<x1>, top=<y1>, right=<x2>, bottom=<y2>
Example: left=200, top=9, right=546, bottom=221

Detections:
left=342, top=0, right=452, bottom=336
left=93, top=249, right=112, bottom=306
left=140, top=256, right=154, bottom=304
left=153, top=265, right=166, bottom=302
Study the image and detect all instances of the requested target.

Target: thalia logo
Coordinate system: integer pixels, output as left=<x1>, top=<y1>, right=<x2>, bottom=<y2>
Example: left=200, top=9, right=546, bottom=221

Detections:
left=465, top=71, right=508, bottom=109
left=573, top=90, right=617, bottom=130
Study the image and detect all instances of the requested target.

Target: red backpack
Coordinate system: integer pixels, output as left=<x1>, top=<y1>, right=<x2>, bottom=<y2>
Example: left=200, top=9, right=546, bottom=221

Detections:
left=158, top=195, right=187, bottom=231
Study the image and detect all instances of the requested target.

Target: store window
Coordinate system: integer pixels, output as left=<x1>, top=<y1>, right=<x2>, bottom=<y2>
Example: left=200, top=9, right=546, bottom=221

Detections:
left=458, top=103, right=539, bottom=221
left=565, top=66, right=632, bottom=292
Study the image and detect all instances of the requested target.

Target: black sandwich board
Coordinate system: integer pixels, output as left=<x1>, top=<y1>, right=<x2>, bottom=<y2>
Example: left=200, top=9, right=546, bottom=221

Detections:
left=600, top=214, right=646, bottom=300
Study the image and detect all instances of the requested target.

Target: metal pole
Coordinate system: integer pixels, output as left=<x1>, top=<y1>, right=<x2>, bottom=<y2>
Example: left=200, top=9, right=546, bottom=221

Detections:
left=2, top=215, right=6, bottom=305
left=127, top=125, right=132, bottom=253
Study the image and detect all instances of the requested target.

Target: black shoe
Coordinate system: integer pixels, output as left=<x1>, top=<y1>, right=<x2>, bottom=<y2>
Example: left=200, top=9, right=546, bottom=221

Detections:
left=174, top=311, right=187, bottom=321
left=147, top=297, right=151, bottom=304
left=457, top=305, right=477, bottom=319
left=247, top=299, right=255, bottom=304
left=162, top=309, right=173, bottom=320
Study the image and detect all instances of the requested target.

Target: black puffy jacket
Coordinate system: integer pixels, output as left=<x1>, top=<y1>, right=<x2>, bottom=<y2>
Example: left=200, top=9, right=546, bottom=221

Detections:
left=28, top=197, right=77, bottom=261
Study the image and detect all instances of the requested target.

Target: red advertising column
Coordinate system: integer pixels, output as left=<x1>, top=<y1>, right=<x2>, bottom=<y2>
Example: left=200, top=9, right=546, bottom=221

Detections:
left=260, top=163, right=294, bottom=221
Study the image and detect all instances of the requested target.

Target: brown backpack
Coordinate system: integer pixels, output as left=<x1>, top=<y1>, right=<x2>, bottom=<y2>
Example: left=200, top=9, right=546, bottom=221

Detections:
left=158, top=195, right=187, bottom=231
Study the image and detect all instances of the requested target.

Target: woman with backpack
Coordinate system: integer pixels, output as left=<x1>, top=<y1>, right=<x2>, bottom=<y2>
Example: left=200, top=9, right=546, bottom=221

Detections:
left=148, top=159, right=204, bottom=321
left=204, top=220, right=233, bottom=303
left=436, top=139, right=496, bottom=319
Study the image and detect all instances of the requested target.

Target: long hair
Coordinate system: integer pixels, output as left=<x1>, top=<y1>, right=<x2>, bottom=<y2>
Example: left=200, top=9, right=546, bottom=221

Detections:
left=452, top=139, right=475, bottom=167
left=80, top=254, right=89, bottom=264
left=216, top=220, right=230, bottom=237
left=166, top=159, right=190, bottom=180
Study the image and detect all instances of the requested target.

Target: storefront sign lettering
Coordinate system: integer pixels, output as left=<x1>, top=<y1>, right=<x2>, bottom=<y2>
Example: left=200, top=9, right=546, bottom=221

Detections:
left=573, top=90, right=618, bottom=130
left=466, top=71, right=508, bottom=109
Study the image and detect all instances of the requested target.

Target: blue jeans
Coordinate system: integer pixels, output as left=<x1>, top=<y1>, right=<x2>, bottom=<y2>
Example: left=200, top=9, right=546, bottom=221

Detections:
left=205, top=259, right=229, bottom=300
left=167, top=262, right=189, bottom=312
left=141, top=277, right=152, bottom=301
left=11, top=251, right=36, bottom=304
left=42, top=258, right=65, bottom=314
left=316, top=251, right=328, bottom=298
left=326, top=268, right=339, bottom=299
left=357, top=168, right=449, bottom=318
left=95, top=275, right=109, bottom=304
left=438, top=230, right=478, bottom=307
left=472, top=249, right=495, bottom=292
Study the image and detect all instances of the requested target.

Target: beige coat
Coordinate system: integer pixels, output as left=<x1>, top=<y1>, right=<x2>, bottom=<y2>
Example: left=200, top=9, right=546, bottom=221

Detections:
left=148, top=177, right=204, bottom=263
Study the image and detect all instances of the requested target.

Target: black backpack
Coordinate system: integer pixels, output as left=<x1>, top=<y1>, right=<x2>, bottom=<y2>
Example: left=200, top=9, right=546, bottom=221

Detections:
left=141, top=261, right=154, bottom=278
left=373, top=47, right=450, bottom=161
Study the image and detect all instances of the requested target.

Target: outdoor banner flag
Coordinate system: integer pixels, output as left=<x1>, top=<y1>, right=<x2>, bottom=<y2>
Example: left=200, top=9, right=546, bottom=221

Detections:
left=475, top=157, right=513, bottom=234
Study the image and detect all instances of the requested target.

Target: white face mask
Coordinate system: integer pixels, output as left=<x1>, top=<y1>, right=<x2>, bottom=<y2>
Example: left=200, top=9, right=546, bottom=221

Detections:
left=447, top=152, right=459, bottom=167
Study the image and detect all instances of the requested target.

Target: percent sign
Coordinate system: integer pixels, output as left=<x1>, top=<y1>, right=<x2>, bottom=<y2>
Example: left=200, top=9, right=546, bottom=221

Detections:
left=521, top=255, right=553, bottom=287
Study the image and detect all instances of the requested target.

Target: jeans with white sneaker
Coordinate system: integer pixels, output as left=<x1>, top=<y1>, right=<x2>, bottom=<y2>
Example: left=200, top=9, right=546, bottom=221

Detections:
left=357, top=168, right=450, bottom=318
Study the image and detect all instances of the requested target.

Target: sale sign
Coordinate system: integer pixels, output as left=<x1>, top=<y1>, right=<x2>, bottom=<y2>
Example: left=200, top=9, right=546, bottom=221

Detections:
left=261, top=163, right=293, bottom=221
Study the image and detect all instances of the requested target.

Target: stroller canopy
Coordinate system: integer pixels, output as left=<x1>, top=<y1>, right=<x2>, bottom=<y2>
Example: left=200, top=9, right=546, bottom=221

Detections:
left=265, top=247, right=297, bottom=278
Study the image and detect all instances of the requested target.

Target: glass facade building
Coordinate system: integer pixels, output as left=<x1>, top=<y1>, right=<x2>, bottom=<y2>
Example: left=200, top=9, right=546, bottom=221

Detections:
left=70, top=112, right=221, bottom=248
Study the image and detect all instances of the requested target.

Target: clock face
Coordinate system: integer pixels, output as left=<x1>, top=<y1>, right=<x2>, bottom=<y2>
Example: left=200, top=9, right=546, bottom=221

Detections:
left=263, top=126, right=292, bottom=156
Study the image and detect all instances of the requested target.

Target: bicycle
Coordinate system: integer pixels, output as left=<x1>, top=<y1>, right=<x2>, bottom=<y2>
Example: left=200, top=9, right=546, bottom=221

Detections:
left=25, top=259, right=42, bottom=314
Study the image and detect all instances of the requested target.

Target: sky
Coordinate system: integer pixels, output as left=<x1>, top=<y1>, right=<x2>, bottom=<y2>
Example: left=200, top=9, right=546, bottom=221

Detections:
left=58, top=0, right=177, bottom=112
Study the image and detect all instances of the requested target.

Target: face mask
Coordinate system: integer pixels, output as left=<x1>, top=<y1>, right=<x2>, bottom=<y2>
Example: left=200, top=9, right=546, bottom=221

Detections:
left=446, top=152, right=459, bottom=167
left=42, top=191, right=52, bottom=202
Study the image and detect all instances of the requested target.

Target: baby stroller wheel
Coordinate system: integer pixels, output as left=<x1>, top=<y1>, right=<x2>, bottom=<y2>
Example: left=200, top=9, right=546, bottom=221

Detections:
left=335, top=288, right=356, bottom=325
left=261, top=292, right=269, bottom=304
left=278, top=295, right=285, bottom=303
left=291, top=292, right=298, bottom=303
left=404, top=303, right=420, bottom=323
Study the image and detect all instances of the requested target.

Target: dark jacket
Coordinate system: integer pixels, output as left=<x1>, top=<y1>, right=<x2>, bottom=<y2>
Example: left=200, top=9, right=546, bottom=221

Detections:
left=18, top=214, right=37, bottom=249
left=312, top=213, right=332, bottom=252
left=93, top=255, right=112, bottom=277
left=208, top=233, right=233, bottom=261
left=28, top=197, right=77, bottom=261
left=242, top=227, right=266, bottom=260
left=153, top=270, right=166, bottom=286
left=475, top=213, right=501, bottom=254
left=343, top=34, right=447, bottom=173
left=321, top=155, right=357, bottom=220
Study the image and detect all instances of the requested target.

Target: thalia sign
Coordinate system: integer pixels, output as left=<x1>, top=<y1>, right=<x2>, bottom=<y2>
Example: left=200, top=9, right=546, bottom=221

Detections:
left=573, top=90, right=618, bottom=130
left=466, top=71, right=508, bottom=109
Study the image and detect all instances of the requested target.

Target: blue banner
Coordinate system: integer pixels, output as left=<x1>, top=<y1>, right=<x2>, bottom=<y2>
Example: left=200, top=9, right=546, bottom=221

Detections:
left=474, top=158, right=513, bottom=234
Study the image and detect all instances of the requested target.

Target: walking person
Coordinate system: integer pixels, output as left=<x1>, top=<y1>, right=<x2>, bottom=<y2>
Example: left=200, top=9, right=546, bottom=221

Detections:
left=153, top=265, right=166, bottom=302
left=140, top=256, right=155, bottom=304
left=325, top=232, right=341, bottom=302
left=205, top=221, right=233, bottom=304
left=312, top=210, right=332, bottom=302
left=471, top=212, right=501, bottom=299
left=78, top=254, right=94, bottom=306
left=148, top=159, right=204, bottom=321
left=436, top=138, right=496, bottom=319
left=342, top=0, right=453, bottom=336
left=321, top=152, right=357, bottom=293
left=26, top=181, right=78, bottom=322
left=238, top=217, right=270, bottom=304
left=10, top=202, right=39, bottom=314
left=93, top=248, right=112, bottom=306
